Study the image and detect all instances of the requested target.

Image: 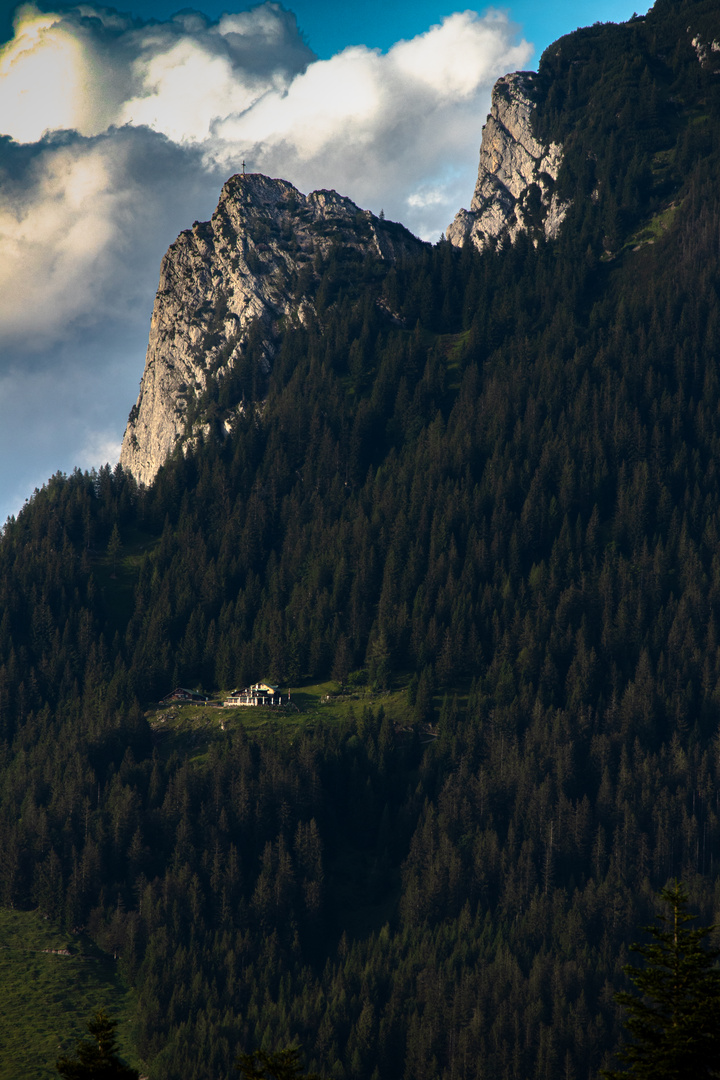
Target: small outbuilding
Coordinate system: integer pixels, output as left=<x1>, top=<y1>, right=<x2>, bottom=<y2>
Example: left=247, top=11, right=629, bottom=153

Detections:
left=161, top=687, right=208, bottom=704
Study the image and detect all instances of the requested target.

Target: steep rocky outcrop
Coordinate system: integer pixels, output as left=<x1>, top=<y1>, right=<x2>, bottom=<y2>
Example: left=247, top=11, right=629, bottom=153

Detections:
left=690, top=31, right=720, bottom=71
left=447, top=71, right=568, bottom=252
left=121, top=174, right=424, bottom=486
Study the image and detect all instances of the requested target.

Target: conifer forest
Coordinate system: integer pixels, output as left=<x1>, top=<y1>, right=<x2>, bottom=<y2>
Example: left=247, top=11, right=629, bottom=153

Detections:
left=3, top=0, right=720, bottom=1076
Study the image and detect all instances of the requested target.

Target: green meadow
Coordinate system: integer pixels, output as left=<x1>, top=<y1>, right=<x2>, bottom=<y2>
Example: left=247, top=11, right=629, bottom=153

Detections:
left=0, top=909, right=140, bottom=1080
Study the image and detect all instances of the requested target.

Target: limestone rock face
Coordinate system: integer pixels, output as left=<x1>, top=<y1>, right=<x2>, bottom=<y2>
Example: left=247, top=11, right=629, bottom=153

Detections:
left=447, top=71, right=569, bottom=251
left=690, top=32, right=720, bottom=72
left=121, top=174, right=423, bottom=486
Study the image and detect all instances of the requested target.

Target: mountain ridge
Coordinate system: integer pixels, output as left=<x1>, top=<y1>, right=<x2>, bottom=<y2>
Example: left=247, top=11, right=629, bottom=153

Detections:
left=121, top=55, right=577, bottom=486
left=115, top=0, right=720, bottom=491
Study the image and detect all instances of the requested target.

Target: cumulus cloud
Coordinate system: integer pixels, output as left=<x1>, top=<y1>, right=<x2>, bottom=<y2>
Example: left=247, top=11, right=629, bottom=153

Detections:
left=1, top=137, right=126, bottom=341
left=1, top=2, right=530, bottom=250
left=212, top=9, right=531, bottom=235
left=77, top=428, right=123, bottom=469
left=0, top=2, right=313, bottom=142
left=0, top=0, right=531, bottom=515
left=0, top=128, right=224, bottom=348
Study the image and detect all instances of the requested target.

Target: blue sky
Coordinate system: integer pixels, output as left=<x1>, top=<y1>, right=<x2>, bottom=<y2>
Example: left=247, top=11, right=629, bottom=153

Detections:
left=0, top=0, right=652, bottom=521
left=0, top=0, right=650, bottom=61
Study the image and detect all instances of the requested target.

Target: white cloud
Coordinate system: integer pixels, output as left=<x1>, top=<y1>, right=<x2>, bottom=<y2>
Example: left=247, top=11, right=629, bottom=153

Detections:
left=77, top=429, right=122, bottom=469
left=0, top=1, right=321, bottom=347
left=407, top=187, right=449, bottom=209
left=221, top=9, right=530, bottom=236
left=211, top=9, right=531, bottom=237
left=0, top=2, right=314, bottom=143
left=0, top=4, right=121, bottom=140
left=117, top=4, right=313, bottom=143
left=0, top=139, right=122, bottom=339
left=391, top=9, right=528, bottom=97
left=120, top=39, right=248, bottom=143
left=0, top=128, right=229, bottom=347
left=0, top=3, right=531, bottom=261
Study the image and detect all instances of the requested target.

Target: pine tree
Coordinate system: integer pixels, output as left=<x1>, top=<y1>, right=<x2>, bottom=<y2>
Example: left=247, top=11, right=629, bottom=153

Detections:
left=107, top=524, right=123, bottom=578
left=56, top=1010, right=139, bottom=1080
left=604, top=881, right=720, bottom=1080
left=236, top=1047, right=321, bottom=1080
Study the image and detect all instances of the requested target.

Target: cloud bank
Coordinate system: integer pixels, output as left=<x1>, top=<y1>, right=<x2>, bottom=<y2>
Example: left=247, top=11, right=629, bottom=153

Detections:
left=0, top=1, right=531, bottom=518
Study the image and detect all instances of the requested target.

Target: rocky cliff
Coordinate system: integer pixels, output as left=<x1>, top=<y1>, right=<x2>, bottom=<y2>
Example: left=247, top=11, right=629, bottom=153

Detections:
left=447, top=71, right=568, bottom=251
left=122, top=72, right=570, bottom=486
left=120, top=174, right=424, bottom=486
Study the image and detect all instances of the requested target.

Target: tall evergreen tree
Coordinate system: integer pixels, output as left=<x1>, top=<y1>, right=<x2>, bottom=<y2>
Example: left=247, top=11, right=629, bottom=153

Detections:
left=56, top=1010, right=139, bottom=1080
left=605, top=882, right=720, bottom=1080
left=236, top=1048, right=321, bottom=1080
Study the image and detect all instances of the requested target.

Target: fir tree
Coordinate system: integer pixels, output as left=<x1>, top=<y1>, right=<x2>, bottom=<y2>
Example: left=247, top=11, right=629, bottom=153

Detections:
left=236, top=1047, right=321, bottom=1080
left=56, top=1010, right=138, bottom=1080
left=605, top=882, right=720, bottom=1080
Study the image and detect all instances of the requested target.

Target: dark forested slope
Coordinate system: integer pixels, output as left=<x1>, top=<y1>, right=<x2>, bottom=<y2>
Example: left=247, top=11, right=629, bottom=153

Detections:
left=2, top=1, right=720, bottom=1077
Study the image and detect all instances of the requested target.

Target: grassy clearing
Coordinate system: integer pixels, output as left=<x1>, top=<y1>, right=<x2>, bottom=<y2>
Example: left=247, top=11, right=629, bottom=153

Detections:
left=145, top=677, right=431, bottom=940
left=147, top=673, right=429, bottom=762
left=626, top=200, right=681, bottom=251
left=436, top=330, right=472, bottom=394
left=0, top=909, right=140, bottom=1080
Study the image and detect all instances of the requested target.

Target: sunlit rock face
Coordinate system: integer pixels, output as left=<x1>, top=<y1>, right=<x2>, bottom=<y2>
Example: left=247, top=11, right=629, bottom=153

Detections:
left=121, top=173, right=424, bottom=486
left=447, top=71, right=569, bottom=251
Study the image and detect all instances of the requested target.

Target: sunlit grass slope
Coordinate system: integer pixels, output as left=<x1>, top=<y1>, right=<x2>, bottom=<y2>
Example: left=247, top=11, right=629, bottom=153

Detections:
left=0, top=909, right=140, bottom=1080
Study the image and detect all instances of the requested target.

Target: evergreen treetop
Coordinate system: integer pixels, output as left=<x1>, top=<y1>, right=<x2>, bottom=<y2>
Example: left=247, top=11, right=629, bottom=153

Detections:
left=56, top=1010, right=139, bottom=1080
left=605, top=882, right=720, bottom=1080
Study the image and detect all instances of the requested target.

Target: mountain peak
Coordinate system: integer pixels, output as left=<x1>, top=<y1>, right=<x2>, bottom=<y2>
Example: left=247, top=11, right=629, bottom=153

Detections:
left=120, top=175, right=424, bottom=486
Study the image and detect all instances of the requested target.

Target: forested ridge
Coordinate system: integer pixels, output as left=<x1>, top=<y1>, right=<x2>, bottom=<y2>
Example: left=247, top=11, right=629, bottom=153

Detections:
left=2, top=0, right=720, bottom=1076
